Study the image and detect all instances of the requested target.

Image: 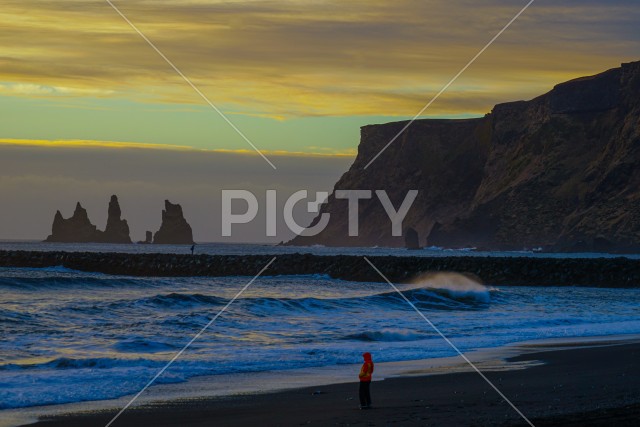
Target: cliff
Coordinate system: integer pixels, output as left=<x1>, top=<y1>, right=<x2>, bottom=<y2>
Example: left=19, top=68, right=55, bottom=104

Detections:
left=44, top=196, right=132, bottom=243
left=289, top=61, right=640, bottom=252
left=153, top=200, right=194, bottom=244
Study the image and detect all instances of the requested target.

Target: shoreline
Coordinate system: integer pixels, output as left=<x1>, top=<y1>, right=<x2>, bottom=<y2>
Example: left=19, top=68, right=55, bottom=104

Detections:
left=2, top=250, right=640, bottom=287
left=5, top=334, right=640, bottom=427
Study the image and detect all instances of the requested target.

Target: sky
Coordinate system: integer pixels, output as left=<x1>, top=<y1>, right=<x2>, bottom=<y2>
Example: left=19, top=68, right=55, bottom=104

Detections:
left=1, top=0, right=639, bottom=241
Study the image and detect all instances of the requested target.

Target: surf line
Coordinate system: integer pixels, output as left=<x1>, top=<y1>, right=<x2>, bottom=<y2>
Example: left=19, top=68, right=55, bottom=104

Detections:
left=363, top=256, right=535, bottom=427
left=104, top=257, right=276, bottom=427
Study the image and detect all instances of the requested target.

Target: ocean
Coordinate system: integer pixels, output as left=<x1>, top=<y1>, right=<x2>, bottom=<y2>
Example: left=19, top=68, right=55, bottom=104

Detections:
left=2, top=246, right=640, bottom=410
left=3, top=240, right=640, bottom=259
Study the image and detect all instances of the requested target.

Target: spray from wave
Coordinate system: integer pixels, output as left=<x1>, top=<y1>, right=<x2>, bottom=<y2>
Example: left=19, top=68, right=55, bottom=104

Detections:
left=402, top=272, right=494, bottom=303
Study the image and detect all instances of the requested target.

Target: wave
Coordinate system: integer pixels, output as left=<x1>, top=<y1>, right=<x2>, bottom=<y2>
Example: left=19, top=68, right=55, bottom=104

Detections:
left=69, top=284, right=497, bottom=316
left=77, top=292, right=229, bottom=314
left=140, top=292, right=226, bottom=308
left=0, top=307, right=35, bottom=323
left=344, top=328, right=426, bottom=342
left=0, top=275, right=145, bottom=289
left=402, top=272, right=494, bottom=304
left=0, top=356, right=163, bottom=371
left=27, top=265, right=85, bottom=274
left=240, top=288, right=494, bottom=319
left=112, top=338, right=182, bottom=353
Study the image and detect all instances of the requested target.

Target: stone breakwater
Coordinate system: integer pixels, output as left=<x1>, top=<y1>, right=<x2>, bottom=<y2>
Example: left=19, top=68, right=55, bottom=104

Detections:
left=1, top=250, right=640, bottom=288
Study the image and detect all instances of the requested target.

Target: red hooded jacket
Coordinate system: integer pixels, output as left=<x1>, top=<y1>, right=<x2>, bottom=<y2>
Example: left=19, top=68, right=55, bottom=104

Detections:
left=359, top=352, right=374, bottom=382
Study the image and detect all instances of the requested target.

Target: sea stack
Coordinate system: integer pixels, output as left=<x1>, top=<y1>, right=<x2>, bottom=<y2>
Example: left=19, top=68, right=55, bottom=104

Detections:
left=45, top=202, right=101, bottom=242
left=44, top=196, right=132, bottom=243
left=137, top=231, right=153, bottom=244
left=101, top=195, right=132, bottom=243
left=153, top=200, right=194, bottom=244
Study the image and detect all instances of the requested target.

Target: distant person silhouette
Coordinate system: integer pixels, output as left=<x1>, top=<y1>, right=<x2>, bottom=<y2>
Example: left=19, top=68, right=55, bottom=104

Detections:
left=190, top=244, right=195, bottom=255
left=358, top=352, right=374, bottom=409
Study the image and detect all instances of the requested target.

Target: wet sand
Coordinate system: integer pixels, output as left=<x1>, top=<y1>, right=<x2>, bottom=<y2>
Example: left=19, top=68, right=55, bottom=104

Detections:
left=22, top=342, right=640, bottom=426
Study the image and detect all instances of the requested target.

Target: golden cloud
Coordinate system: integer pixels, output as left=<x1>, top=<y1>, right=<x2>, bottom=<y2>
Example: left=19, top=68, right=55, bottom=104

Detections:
left=0, top=0, right=638, bottom=118
left=0, top=138, right=356, bottom=157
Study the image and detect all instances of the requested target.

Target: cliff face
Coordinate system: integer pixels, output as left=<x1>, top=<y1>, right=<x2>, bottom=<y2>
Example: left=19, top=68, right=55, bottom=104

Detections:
left=290, top=61, right=640, bottom=252
left=153, top=200, right=194, bottom=244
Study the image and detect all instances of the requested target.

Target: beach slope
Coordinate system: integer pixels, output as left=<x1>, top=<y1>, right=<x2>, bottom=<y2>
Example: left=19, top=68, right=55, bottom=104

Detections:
left=22, top=342, right=640, bottom=427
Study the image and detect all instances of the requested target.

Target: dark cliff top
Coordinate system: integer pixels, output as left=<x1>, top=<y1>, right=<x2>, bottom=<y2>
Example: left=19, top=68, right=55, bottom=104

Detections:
left=360, top=117, right=484, bottom=131
left=360, top=60, right=639, bottom=131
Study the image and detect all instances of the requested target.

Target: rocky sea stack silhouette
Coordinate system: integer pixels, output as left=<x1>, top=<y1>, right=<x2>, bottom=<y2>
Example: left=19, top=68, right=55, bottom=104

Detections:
left=45, top=195, right=131, bottom=243
left=289, top=61, right=640, bottom=252
left=153, top=200, right=194, bottom=245
left=45, top=202, right=101, bottom=243
left=137, top=231, right=153, bottom=244
left=102, top=195, right=132, bottom=243
left=45, top=197, right=195, bottom=244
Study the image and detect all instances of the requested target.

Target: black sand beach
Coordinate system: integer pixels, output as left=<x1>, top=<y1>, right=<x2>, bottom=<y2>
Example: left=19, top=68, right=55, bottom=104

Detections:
left=22, top=341, right=640, bottom=427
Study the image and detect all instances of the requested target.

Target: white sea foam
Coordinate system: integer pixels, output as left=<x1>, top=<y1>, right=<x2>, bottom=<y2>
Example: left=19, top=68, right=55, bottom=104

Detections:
left=403, top=271, right=494, bottom=303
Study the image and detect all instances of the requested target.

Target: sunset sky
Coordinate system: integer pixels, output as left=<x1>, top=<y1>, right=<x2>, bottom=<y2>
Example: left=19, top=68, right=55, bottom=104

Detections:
left=1, top=0, right=639, bottom=241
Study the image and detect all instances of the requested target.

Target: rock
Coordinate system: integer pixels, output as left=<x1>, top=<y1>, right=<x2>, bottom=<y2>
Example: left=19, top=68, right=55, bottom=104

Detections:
left=45, top=202, right=101, bottom=242
left=100, top=195, right=131, bottom=243
left=288, top=60, right=640, bottom=253
left=45, top=196, right=132, bottom=243
left=153, top=200, right=194, bottom=244
left=404, top=227, right=420, bottom=250
left=2, top=250, right=640, bottom=288
left=137, top=231, right=153, bottom=244
left=593, top=236, right=614, bottom=252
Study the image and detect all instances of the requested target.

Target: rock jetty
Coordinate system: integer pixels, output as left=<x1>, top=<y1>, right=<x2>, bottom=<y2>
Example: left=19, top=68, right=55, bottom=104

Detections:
left=153, top=200, right=194, bottom=244
left=1, top=251, right=639, bottom=288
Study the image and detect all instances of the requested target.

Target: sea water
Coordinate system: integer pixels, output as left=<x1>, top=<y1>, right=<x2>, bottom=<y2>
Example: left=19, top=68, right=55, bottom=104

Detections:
left=1, top=265, right=639, bottom=410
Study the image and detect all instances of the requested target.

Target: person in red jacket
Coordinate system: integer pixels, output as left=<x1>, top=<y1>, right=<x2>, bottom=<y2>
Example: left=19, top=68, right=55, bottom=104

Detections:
left=358, top=352, right=374, bottom=409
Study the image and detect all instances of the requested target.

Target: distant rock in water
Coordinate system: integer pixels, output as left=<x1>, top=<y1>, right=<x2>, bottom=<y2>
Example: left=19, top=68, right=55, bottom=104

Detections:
left=101, top=195, right=131, bottom=243
left=138, top=231, right=153, bottom=244
left=405, top=227, right=420, bottom=250
left=45, top=202, right=101, bottom=243
left=45, top=196, right=132, bottom=243
left=153, top=200, right=194, bottom=244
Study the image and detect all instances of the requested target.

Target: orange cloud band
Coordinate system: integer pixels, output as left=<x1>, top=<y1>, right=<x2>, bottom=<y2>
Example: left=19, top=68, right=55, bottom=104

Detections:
left=0, top=138, right=356, bottom=157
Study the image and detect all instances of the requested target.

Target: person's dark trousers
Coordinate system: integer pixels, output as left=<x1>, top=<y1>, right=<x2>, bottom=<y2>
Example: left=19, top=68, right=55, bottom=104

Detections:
left=359, top=381, right=372, bottom=407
